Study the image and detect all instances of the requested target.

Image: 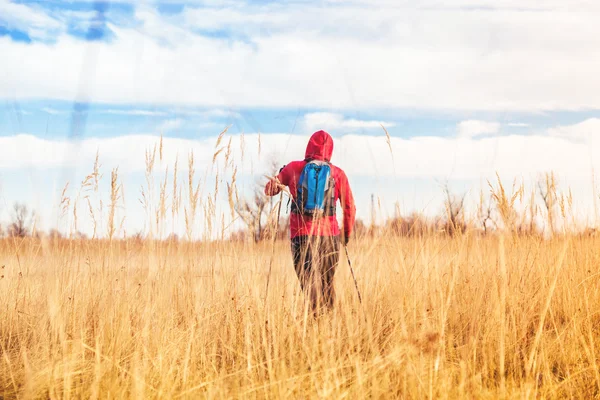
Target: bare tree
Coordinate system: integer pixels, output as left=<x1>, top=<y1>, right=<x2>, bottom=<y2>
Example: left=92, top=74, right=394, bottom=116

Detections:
left=477, top=190, right=496, bottom=235
left=74, top=231, right=88, bottom=240
left=386, top=212, right=433, bottom=237
left=48, top=229, right=63, bottom=240
left=442, top=184, right=466, bottom=236
left=236, top=157, right=282, bottom=242
left=130, top=230, right=145, bottom=243
left=8, top=203, right=34, bottom=238
left=236, top=188, right=269, bottom=242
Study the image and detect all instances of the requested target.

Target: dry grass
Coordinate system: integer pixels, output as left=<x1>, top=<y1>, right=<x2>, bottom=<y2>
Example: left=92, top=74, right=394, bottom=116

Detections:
left=1, top=233, right=600, bottom=398
left=2, top=138, right=600, bottom=398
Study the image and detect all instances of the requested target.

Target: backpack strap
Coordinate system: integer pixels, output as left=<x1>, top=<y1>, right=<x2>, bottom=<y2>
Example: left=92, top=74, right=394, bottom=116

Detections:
left=291, top=159, right=310, bottom=215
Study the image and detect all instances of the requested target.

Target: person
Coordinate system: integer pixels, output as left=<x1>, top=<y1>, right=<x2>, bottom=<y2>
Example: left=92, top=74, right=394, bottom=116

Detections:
left=265, top=130, right=356, bottom=313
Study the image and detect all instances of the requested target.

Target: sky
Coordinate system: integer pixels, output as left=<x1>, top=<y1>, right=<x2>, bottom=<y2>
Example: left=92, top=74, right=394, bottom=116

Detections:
left=2, top=0, right=600, bottom=237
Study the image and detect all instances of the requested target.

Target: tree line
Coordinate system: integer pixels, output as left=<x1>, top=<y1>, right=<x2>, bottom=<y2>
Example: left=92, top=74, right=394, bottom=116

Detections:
left=232, top=172, right=584, bottom=241
left=1, top=172, right=583, bottom=241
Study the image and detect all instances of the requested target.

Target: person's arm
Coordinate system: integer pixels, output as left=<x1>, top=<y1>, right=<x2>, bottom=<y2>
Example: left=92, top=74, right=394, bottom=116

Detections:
left=264, top=165, right=288, bottom=196
left=338, top=170, right=356, bottom=244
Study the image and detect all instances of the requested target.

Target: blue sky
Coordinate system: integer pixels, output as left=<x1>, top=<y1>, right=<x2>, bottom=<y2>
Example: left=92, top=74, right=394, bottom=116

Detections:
left=2, top=0, right=600, bottom=236
left=6, top=99, right=584, bottom=140
left=1, top=0, right=599, bottom=140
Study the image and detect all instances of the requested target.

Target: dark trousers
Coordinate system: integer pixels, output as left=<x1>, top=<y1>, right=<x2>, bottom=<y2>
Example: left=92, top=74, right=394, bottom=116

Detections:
left=291, top=235, right=340, bottom=313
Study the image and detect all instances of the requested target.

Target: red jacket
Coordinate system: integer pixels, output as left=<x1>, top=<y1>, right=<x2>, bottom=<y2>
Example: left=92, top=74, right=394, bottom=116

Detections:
left=265, top=130, right=356, bottom=239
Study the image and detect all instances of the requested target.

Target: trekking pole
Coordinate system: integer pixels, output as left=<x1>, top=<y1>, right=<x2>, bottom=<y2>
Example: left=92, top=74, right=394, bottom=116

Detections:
left=344, top=245, right=362, bottom=304
left=265, top=191, right=284, bottom=306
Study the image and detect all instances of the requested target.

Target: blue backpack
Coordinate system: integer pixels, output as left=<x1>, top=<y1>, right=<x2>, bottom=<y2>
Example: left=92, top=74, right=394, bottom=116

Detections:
left=293, top=160, right=336, bottom=217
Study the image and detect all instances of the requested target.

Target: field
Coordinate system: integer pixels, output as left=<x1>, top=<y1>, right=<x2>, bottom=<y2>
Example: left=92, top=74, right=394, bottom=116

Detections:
left=2, top=232, right=600, bottom=399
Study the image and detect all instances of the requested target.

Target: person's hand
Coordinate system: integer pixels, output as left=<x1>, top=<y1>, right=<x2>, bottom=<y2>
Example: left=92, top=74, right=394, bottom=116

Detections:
left=265, top=177, right=282, bottom=196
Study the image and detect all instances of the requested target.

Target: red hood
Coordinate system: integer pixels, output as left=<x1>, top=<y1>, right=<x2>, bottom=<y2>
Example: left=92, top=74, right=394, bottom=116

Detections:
left=305, top=130, right=334, bottom=162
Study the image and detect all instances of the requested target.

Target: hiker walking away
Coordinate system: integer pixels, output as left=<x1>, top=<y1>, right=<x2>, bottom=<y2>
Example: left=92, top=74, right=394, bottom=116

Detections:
left=265, top=130, right=356, bottom=313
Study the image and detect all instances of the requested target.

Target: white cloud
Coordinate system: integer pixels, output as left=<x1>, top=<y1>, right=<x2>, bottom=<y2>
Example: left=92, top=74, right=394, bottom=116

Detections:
left=2, top=119, right=599, bottom=181
left=157, top=118, right=183, bottom=133
left=547, top=118, right=600, bottom=141
left=457, top=120, right=500, bottom=139
left=0, top=0, right=61, bottom=39
left=198, top=109, right=241, bottom=119
left=304, top=112, right=395, bottom=132
left=168, top=108, right=241, bottom=119
left=100, top=108, right=239, bottom=120
left=103, top=109, right=168, bottom=117
left=41, top=107, right=61, bottom=115
left=41, top=0, right=600, bottom=11
left=508, top=122, right=530, bottom=128
left=2, top=3, right=600, bottom=111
